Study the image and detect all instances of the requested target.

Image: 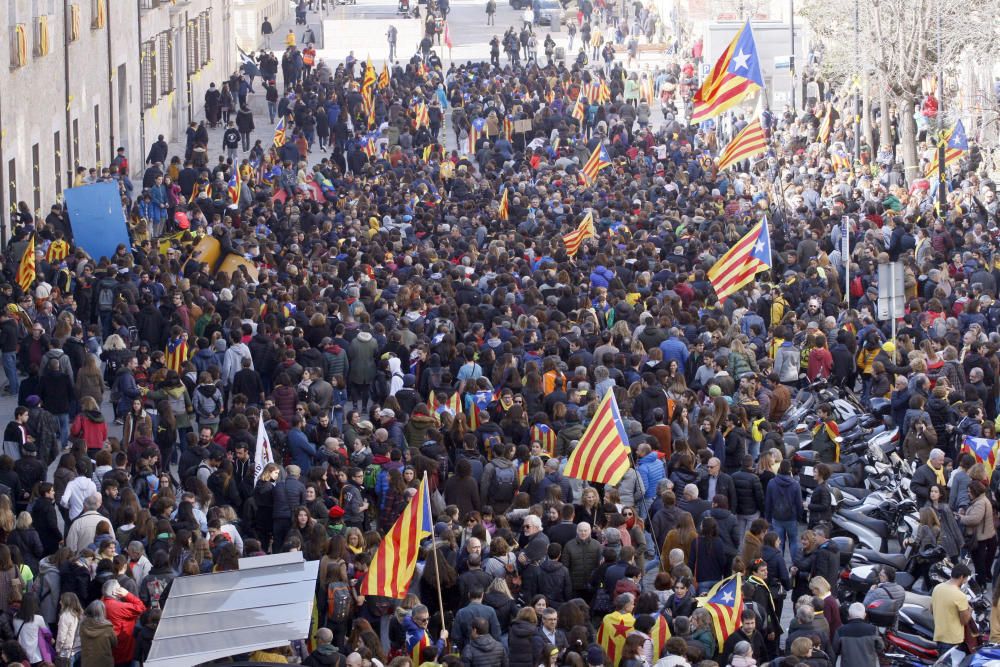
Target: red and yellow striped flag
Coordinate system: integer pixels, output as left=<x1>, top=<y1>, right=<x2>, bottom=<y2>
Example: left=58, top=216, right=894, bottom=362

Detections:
left=817, top=104, right=832, bottom=144
left=650, top=614, right=673, bottom=662
left=503, top=115, right=514, bottom=142
left=596, top=610, right=635, bottom=665
left=572, top=98, right=586, bottom=123
left=562, top=212, right=595, bottom=258
left=360, top=476, right=433, bottom=598
left=530, top=423, right=556, bottom=458
left=581, top=142, right=612, bottom=183
left=563, top=389, right=631, bottom=485
left=707, top=218, right=772, bottom=302
left=164, top=336, right=189, bottom=373
left=361, top=57, right=376, bottom=97
left=497, top=187, right=509, bottom=221
left=414, top=102, right=429, bottom=129
left=716, top=119, right=767, bottom=172
left=16, top=236, right=35, bottom=293
left=378, top=62, right=391, bottom=89
left=45, top=239, right=69, bottom=264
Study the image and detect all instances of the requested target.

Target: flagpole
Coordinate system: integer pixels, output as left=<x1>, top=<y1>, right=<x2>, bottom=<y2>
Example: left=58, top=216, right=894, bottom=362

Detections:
left=425, top=471, right=449, bottom=654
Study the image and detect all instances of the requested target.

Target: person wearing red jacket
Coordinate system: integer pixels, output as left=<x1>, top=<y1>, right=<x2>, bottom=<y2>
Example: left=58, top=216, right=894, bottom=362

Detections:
left=102, top=580, right=146, bottom=666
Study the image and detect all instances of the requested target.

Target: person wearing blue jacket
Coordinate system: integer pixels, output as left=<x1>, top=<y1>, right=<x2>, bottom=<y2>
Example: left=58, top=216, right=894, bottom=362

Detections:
left=287, top=415, right=319, bottom=472
left=764, top=460, right=803, bottom=560
left=635, top=443, right=665, bottom=502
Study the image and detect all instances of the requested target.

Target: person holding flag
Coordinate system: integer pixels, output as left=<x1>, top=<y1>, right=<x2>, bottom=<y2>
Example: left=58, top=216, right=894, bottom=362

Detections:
left=596, top=592, right=636, bottom=665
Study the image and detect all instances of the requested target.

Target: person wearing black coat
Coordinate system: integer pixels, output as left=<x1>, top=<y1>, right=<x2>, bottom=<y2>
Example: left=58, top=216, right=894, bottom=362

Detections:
left=507, top=614, right=544, bottom=667
left=484, top=587, right=516, bottom=635
left=235, top=106, right=256, bottom=151
left=534, top=546, right=573, bottom=606
left=720, top=613, right=769, bottom=667
left=136, top=300, right=168, bottom=350
left=687, top=524, right=730, bottom=590
left=697, top=461, right=738, bottom=512
left=808, top=529, right=841, bottom=594
left=732, top=456, right=765, bottom=528
left=31, top=485, right=61, bottom=555
left=807, top=466, right=834, bottom=528
left=271, top=469, right=306, bottom=551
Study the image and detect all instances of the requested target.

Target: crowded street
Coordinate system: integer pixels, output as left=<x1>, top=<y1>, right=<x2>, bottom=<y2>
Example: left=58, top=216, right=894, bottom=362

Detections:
left=0, top=0, right=998, bottom=665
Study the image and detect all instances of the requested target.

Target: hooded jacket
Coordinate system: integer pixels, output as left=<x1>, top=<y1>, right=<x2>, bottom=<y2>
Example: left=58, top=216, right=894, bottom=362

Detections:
left=347, top=331, right=379, bottom=384
left=461, top=634, right=509, bottom=667
left=764, top=473, right=802, bottom=522
left=222, top=341, right=254, bottom=387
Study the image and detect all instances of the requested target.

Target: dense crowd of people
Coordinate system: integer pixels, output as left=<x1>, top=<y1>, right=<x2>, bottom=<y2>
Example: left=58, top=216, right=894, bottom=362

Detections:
left=0, top=0, right=997, bottom=665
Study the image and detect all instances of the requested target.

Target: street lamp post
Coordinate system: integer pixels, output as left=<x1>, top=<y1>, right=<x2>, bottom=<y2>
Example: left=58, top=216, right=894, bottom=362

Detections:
left=937, top=0, right=946, bottom=214
left=789, top=0, right=795, bottom=111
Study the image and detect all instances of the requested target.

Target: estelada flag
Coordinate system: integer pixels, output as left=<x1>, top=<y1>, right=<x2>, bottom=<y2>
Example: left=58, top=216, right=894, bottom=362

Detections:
left=497, top=186, right=509, bottom=221
left=691, top=21, right=763, bottom=123
left=360, top=476, right=433, bottom=599
left=707, top=217, right=772, bottom=302
left=962, top=436, right=1000, bottom=478
left=716, top=119, right=767, bottom=172
left=562, top=212, right=596, bottom=258
left=563, top=389, right=631, bottom=485
left=164, top=336, right=188, bottom=373
left=530, top=423, right=556, bottom=458
left=16, top=236, right=35, bottom=293
left=650, top=613, right=673, bottom=662
left=697, top=574, right=744, bottom=651
left=596, top=610, right=635, bottom=665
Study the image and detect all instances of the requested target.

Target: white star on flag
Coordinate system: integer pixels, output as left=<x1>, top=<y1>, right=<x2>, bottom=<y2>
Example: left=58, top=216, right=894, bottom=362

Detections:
left=755, top=240, right=764, bottom=253
left=722, top=591, right=734, bottom=603
left=731, top=49, right=751, bottom=71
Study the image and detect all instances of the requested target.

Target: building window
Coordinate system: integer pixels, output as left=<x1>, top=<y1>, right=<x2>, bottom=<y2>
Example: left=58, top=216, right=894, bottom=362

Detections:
left=31, top=144, right=39, bottom=214
left=139, top=0, right=160, bottom=8
left=69, top=4, right=79, bottom=41
left=140, top=40, right=156, bottom=109
left=198, top=12, right=210, bottom=67
left=54, top=131, right=61, bottom=195
left=91, top=0, right=104, bottom=29
left=33, top=15, right=49, bottom=56
left=157, top=31, right=173, bottom=95
left=10, top=24, right=27, bottom=68
left=185, top=19, right=199, bottom=75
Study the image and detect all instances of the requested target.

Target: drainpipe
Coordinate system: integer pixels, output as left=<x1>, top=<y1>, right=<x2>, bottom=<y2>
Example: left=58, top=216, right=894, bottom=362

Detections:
left=105, top=0, right=115, bottom=157
left=63, top=0, right=73, bottom=189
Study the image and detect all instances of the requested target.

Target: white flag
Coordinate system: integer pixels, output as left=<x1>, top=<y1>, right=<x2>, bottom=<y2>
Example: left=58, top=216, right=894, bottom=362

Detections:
left=254, top=416, right=275, bottom=484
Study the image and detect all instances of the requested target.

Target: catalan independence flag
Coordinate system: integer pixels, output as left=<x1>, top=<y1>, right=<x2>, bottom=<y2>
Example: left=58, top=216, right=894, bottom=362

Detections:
left=581, top=142, right=612, bottom=183
left=164, top=335, right=189, bottom=373
left=45, top=238, right=70, bottom=264
left=360, top=476, right=433, bottom=598
left=563, top=389, right=631, bottom=485
left=497, top=186, right=509, bottom=221
left=468, top=117, right=486, bottom=155
left=707, top=217, right=772, bottom=302
left=562, top=212, right=596, bottom=258
left=596, top=609, right=635, bottom=665
left=16, top=236, right=35, bottom=293
left=817, top=104, right=832, bottom=144
left=572, top=98, right=586, bottom=124
left=530, top=423, right=556, bottom=458
left=691, top=21, right=764, bottom=123
left=414, top=101, right=429, bottom=129
left=227, top=170, right=241, bottom=203
left=831, top=147, right=852, bottom=173
left=465, top=389, right=496, bottom=430
left=503, top=115, right=514, bottom=142
left=925, top=120, right=968, bottom=178
left=697, top=575, right=744, bottom=651
left=430, top=390, right=462, bottom=418
left=272, top=116, right=287, bottom=147
left=962, top=436, right=1000, bottom=478
left=378, top=61, right=391, bottom=89
left=649, top=614, right=673, bottom=662
left=716, top=119, right=767, bottom=172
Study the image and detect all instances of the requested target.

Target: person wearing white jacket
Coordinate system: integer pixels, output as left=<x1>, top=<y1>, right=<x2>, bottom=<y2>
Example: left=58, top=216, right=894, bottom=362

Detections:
left=55, top=592, right=84, bottom=665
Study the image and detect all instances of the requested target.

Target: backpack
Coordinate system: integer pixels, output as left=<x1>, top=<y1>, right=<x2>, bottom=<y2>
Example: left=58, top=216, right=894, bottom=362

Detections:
left=97, top=281, right=117, bottom=311
left=326, top=581, right=354, bottom=622
left=145, top=576, right=168, bottom=609
left=850, top=275, right=864, bottom=298
left=371, top=370, right=390, bottom=405
left=489, top=464, right=516, bottom=502
left=195, top=390, right=221, bottom=419
left=362, top=463, right=381, bottom=491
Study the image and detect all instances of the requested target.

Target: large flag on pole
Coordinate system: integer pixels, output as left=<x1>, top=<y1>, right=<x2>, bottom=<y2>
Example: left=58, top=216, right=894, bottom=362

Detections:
left=716, top=118, right=767, bottom=172
left=707, top=218, right=772, bottom=302
left=691, top=21, right=764, bottom=123
left=16, top=236, right=35, bottom=293
left=497, top=186, right=509, bottom=220
left=596, top=609, right=635, bottom=665
left=360, top=476, right=434, bottom=598
left=697, top=575, right=744, bottom=650
left=254, top=417, right=275, bottom=483
left=962, top=436, right=1000, bottom=478
left=563, top=389, right=631, bottom=485
left=562, top=212, right=596, bottom=258
left=925, top=119, right=968, bottom=178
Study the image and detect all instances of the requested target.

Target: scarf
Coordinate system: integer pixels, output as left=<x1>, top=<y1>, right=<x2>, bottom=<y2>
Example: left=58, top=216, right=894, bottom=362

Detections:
left=931, top=463, right=946, bottom=487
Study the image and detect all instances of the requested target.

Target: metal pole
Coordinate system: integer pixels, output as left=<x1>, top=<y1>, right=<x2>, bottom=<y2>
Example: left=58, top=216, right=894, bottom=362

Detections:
left=789, top=0, right=795, bottom=111
left=853, top=0, right=861, bottom=161
left=843, top=216, right=850, bottom=304
left=936, top=0, right=946, bottom=214
left=889, top=262, right=897, bottom=363
left=425, top=472, right=448, bottom=656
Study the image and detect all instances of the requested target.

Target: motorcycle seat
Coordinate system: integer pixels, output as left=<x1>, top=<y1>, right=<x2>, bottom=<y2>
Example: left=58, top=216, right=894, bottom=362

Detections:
left=891, top=629, right=937, bottom=652
left=853, top=547, right=906, bottom=570
left=836, top=486, right=868, bottom=498
left=839, top=508, right=890, bottom=537
left=838, top=415, right=860, bottom=432
left=894, top=571, right=915, bottom=589
left=903, top=607, right=935, bottom=632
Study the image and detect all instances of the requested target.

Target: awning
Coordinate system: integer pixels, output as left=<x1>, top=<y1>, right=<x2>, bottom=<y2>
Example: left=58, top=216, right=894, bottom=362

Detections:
left=144, top=552, right=319, bottom=667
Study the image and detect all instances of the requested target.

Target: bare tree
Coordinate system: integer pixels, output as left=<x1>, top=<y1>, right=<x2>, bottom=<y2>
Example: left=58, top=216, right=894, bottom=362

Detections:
left=802, top=0, right=1000, bottom=179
